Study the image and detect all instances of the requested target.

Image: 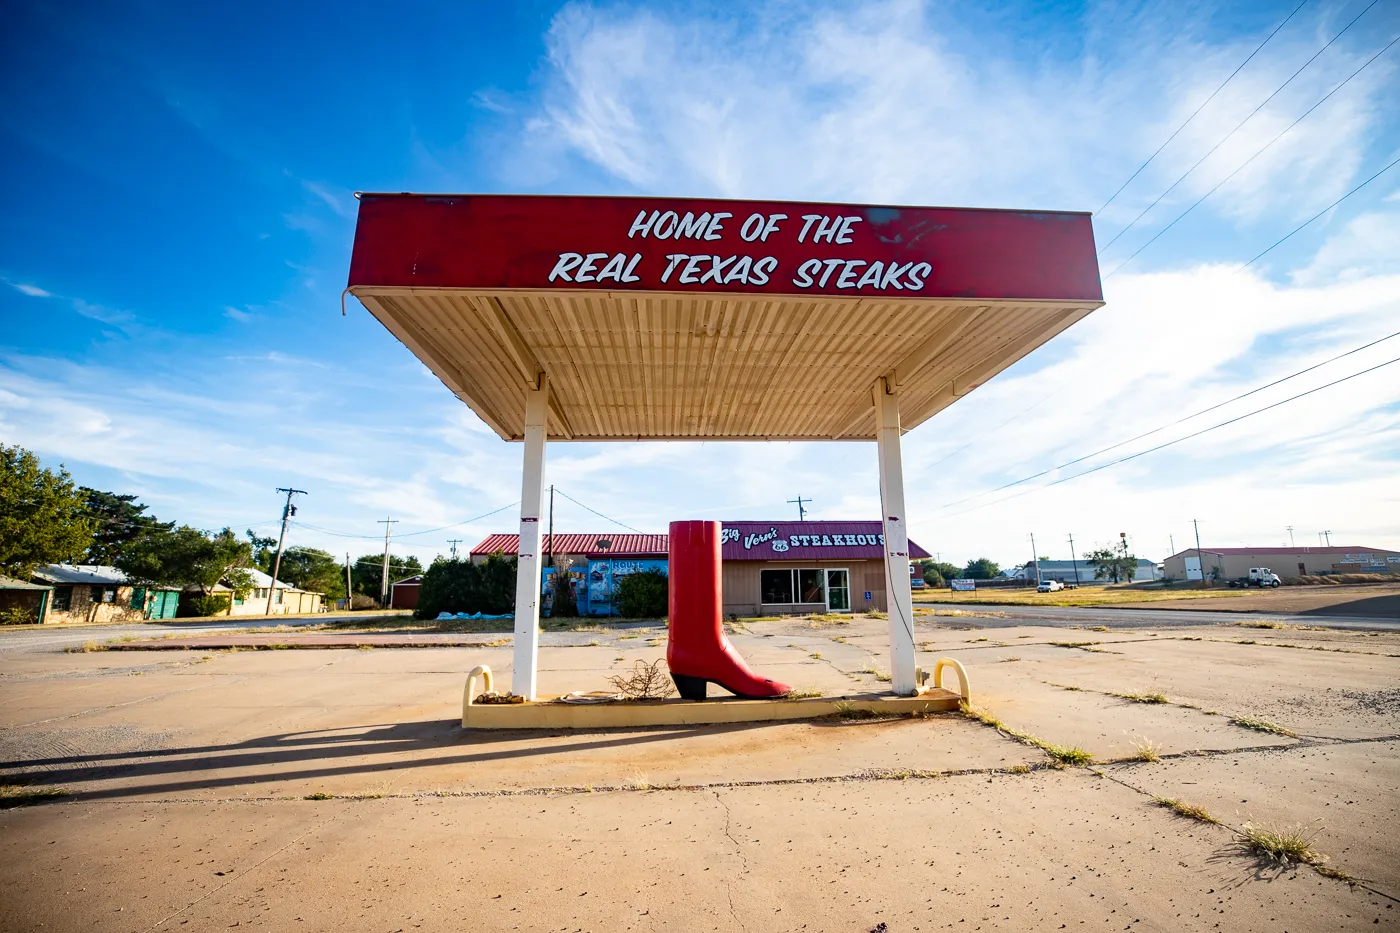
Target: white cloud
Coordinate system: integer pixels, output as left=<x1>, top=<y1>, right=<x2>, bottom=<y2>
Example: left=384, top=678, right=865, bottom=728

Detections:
left=9, top=282, right=51, bottom=298
left=530, top=0, right=1389, bottom=225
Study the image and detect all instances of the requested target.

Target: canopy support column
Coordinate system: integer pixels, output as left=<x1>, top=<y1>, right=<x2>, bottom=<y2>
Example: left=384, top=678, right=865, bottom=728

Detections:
left=511, top=373, right=548, bottom=700
left=874, top=377, right=918, bottom=696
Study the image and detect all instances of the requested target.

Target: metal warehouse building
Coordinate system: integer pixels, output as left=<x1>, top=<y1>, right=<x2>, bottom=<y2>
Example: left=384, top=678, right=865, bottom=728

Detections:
left=1162, top=545, right=1400, bottom=582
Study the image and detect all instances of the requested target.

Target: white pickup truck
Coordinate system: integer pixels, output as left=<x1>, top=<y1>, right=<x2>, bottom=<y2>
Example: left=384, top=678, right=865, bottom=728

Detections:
left=1230, top=567, right=1282, bottom=588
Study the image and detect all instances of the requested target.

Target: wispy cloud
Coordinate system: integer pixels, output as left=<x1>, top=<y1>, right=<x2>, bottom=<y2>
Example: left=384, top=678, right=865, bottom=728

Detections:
left=8, top=281, right=51, bottom=298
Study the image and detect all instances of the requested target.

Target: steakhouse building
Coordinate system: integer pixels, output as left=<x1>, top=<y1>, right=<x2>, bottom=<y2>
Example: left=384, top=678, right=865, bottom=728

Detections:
left=470, top=521, right=930, bottom=617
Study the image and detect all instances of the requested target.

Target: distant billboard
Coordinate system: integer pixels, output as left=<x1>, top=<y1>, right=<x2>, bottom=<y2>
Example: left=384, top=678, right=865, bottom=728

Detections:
left=950, top=578, right=976, bottom=592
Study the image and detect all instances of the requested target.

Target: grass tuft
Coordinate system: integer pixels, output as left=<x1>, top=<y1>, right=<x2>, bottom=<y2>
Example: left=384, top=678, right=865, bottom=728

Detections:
left=1230, top=715, right=1297, bottom=737
left=1152, top=796, right=1218, bottom=824
left=1239, top=821, right=1323, bottom=865
left=784, top=688, right=824, bottom=699
left=1129, top=736, right=1162, bottom=761
left=303, top=792, right=333, bottom=800
left=1042, top=743, right=1094, bottom=766
left=1111, top=691, right=1170, bottom=704
left=808, top=652, right=823, bottom=660
left=0, top=783, right=68, bottom=808
left=829, top=701, right=881, bottom=720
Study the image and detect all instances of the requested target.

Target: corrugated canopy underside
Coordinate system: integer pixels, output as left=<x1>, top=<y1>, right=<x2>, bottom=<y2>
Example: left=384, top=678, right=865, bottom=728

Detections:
left=351, top=287, right=1099, bottom=441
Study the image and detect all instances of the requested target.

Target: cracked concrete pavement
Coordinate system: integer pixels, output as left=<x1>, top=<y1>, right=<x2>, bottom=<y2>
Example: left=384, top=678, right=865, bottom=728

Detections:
left=1, top=614, right=1397, bottom=931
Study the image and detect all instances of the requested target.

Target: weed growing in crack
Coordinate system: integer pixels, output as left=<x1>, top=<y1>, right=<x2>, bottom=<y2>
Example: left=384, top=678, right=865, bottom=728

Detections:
left=1239, top=821, right=1324, bottom=865
left=1152, top=796, right=1218, bottom=824
left=1128, top=736, right=1162, bottom=761
left=1230, top=715, right=1297, bottom=737
left=960, top=702, right=1093, bottom=766
left=1111, top=691, right=1170, bottom=704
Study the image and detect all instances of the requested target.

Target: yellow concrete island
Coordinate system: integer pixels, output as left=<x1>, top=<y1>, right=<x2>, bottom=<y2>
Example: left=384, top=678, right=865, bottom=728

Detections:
left=460, top=660, right=970, bottom=730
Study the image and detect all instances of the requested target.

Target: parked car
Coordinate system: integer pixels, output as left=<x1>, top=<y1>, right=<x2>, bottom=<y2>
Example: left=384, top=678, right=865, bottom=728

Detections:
left=1037, top=579, right=1064, bottom=593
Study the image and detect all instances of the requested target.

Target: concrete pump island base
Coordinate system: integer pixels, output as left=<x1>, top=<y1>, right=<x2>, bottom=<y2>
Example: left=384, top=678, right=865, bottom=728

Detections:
left=346, top=192, right=1104, bottom=727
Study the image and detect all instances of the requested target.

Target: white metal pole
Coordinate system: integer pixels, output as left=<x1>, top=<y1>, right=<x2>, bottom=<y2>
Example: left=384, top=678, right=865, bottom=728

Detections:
left=873, top=378, right=917, bottom=696
left=512, top=373, right=549, bottom=700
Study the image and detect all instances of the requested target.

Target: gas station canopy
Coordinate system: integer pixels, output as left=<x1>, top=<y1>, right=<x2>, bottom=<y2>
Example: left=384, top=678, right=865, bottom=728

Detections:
left=347, top=194, right=1103, bottom=442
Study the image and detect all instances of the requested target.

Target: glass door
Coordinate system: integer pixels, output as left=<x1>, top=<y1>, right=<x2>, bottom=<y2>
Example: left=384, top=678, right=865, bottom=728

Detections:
left=825, top=569, right=850, bottom=612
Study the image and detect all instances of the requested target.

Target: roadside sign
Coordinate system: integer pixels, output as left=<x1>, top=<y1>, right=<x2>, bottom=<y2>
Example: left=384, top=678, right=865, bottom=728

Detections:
left=950, top=578, right=976, bottom=592
left=864, top=590, right=872, bottom=601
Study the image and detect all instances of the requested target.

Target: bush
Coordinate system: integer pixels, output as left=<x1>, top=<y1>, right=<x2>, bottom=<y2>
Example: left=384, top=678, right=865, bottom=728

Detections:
left=415, top=553, right=517, bottom=620
left=0, top=605, right=39, bottom=625
left=180, top=594, right=230, bottom=617
left=615, top=569, right=668, bottom=618
left=349, top=594, right=379, bottom=610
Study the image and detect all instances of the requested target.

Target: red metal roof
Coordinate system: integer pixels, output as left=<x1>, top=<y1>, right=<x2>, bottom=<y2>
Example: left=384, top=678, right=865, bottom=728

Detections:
left=470, top=523, right=931, bottom=561
left=471, top=533, right=668, bottom=558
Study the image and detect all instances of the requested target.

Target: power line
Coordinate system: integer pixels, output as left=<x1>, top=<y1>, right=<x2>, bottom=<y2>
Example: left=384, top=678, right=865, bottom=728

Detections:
left=1097, top=0, right=1379, bottom=257
left=553, top=488, right=642, bottom=533
left=1105, top=30, right=1400, bottom=279
left=939, top=355, right=1400, bottom=519
left=933, top=328, right=1400, bottom=513
left=1095, top=0, right=1311, bottom=215
left=286, top=502, right=518, bottom=540
left=1240, top=150, right=1400, bottom=270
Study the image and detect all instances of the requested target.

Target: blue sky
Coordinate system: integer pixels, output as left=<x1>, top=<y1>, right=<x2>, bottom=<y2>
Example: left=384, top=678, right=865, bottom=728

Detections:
left=3, top=0, right=1398, bottom=569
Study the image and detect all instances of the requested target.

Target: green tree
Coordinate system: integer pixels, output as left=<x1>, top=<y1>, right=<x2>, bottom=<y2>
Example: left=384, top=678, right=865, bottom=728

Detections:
left=415, top=554, right=516, bottom=619
left=79, top=488, right=174, bottom=565
left=350, top=552, right=424, bottom=599
left=0, top=445, right=95, bottom=577
left=116, top=525, right=254, bottom=598
left=917, top=559, right=961, bottom=587
left=246, top=530, right=278, bottom=573
left=962, top=557, right=1000, bottom=580
left=1085, top=546, right=1139, bottom=584
left=615, top=569, right=668, bottom=618
left=273, top=546, right=344, bottom=598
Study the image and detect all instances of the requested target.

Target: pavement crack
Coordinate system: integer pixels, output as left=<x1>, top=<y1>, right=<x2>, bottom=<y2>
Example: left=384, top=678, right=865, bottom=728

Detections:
left=713, top=789, right=750, bottom=933
left=140, top=813, right=339, bottom=931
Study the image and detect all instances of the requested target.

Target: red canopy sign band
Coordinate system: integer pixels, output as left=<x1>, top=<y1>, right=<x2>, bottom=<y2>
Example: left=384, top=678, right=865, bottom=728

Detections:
left=347, top=194, right=1103, bottom=302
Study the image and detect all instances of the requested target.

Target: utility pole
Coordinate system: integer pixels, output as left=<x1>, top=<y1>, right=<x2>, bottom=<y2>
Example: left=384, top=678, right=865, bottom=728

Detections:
left=1120, top=532, right=1130, bottom=583
left=1029, top=532, right=1040, bottom=585
left=1169, top=534, right=1176, bottom=557
left=787, top=495, right=810, bottom=521
left=1286, top=525, right=1295, bottom=548
left=547, top=484, right=555, bottom=568
left=344, top=552, right=353, bottom=611
left=1193, top=519, right=1206, bottom=585
left=265, top=487, right=307, bottom=615
left=1323, top=530, right=1332, bottom=546
left=447, top=539, right=463, bottom=560
left=377, top=517, right=398, bottom=608
left=1068, top=533, right=1080, bottom=586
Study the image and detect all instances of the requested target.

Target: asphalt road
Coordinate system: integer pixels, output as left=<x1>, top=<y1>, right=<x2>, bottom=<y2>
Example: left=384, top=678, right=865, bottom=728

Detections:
left=2, top=602, right=1395, bottom=657
left=918, top=601, right=1400, bottom=631
left=0, top=613, right=340, bottom=655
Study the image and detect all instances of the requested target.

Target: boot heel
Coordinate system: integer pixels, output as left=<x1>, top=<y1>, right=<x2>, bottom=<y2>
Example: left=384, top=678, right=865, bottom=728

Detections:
left=672, top=673, right=708, bottom=701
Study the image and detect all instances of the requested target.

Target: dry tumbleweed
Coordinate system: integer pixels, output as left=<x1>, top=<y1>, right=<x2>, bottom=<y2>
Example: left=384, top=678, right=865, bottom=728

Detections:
left=605, top=659, right=676, bottom=700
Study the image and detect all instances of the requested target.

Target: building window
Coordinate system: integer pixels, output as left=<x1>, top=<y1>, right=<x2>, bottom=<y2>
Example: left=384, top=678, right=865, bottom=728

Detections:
left=90, top=585, right=116, bottom=604
left=275, top=591, right=283, bottom=604
left=52, top=586, right=72, bottom=611
left=760, top=569, right=793, bottom=603
left=760, top=569, right=827, bottom=604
